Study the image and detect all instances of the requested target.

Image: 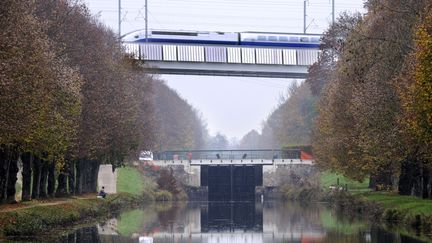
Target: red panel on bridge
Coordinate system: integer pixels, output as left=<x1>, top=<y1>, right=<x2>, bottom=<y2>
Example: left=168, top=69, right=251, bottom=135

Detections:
left=300, top=151, right=313, bottom=160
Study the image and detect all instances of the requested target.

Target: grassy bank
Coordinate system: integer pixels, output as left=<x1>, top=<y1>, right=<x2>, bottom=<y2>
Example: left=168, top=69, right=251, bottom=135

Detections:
left=0, top=165, right=159, bottom=238
left=117, top=165, right=178, bottom=201
left=319, top=171, right=370, bottom=193
left=281, top=170, right=370, bottom=202
left=356, top=191, right=432, bottom=233
left=0, top=193, right=149, bottom=237
left=320, top=171, right=432, bottom=235
left=360, top=192, right=432, bottom=215
left=117, top=166, right=156, bottom=195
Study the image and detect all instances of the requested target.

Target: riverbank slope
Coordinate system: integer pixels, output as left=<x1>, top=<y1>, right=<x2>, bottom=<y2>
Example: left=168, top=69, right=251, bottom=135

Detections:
left=0, top=192, right=152, bottom=238
left=0, top=165, right=158, bottom=238
left=321, top=172, right=432, bottom=237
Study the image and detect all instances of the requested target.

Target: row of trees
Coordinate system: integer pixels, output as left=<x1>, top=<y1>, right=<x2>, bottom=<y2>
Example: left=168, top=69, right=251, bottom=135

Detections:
left=311, top=0, right=432, bottom=197
left=0, top=0, right=207, bottom=204
left=153, top=80, right=207, bottom=151
left=236, top=0, right=432, bottom=199
left=237, top=82, right=317, bottom=150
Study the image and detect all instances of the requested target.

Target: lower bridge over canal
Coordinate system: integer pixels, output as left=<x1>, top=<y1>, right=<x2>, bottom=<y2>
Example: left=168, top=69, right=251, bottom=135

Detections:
left=147, top=149, right=315, bottom=202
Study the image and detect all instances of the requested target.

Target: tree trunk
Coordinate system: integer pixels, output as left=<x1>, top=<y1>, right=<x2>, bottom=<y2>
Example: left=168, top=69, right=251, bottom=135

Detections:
left=68, top=160, right=75, bottom=195
left=56, top=172, right=68, bottom=197
left=82, top=160, right=91, bottom=193
left=422, top=163, right=431, bottom=199
left=369, top=175, right=377, bottom=189
left=371, top=166, right=393, bottom=191
left=6, top=147, right=19, bottom=203
left=1, top=162, right=9, bottom=203
left=85, top=160, right=92, bottom=193
left=81, top=160, right=88, bottom=193
left=398, top=159, right=414, bottom=195
left=21, top=152, right=32, bottom=201
left=0, top=145, right=8, bottom=203
left=412, top=161, right=423, bottom=197
left=47, top=162, right=56, bottom=197
left=39, top=162, right=49, bottom=198
left=32, top=157, right=42, bottom=199
left=90, top=161, right=100, bottom=193
left=75, top=159, right=83, bottom=195
left=398, top=150, right=427, bottom=198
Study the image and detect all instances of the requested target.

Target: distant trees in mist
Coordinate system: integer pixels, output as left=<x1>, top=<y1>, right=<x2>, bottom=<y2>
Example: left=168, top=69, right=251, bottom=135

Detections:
left=238, top=81, right=317, bottom=150
left=153, top=80, right=207, bottom=151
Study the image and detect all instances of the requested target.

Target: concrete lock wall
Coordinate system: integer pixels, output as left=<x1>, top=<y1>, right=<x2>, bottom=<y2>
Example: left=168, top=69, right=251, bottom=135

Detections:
left=98, top=164, right=117, bottom=193
left=157, top=164, right=201, bottom=187
left=263, top=164, right=316, bottom=187
left=149, top=163, right=315, bottom=188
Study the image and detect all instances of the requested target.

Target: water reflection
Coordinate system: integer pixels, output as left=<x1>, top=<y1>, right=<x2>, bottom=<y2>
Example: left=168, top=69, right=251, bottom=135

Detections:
left=201, top=202, right=262, bottom=232
left=57, top=201, right=428, bottom=243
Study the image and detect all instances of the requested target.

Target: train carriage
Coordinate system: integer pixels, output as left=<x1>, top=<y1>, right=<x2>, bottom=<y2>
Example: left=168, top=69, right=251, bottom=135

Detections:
left=122, top=29, right=238, bottom=45
left=122, top=29, right=321, bottom=66
left=122, top=29, right=321, bottom=48
left=239, top=32, right=321, bottom=48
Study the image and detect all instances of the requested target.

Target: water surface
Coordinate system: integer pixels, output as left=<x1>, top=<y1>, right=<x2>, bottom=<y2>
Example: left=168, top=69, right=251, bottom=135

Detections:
left=56, top=201, right=428, bottom=243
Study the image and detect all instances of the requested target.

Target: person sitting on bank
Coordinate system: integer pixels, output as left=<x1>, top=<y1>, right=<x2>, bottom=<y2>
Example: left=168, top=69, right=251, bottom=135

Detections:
left=98, top=186, right=107, bottom=199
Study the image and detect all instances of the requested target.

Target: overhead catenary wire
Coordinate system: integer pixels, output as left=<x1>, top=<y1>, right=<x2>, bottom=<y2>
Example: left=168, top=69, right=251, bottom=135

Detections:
left=87, top=0, right=364, bottom=35
left=88, top=0, right=361, bottom=9
left=91, top=0, right=360, bottom=12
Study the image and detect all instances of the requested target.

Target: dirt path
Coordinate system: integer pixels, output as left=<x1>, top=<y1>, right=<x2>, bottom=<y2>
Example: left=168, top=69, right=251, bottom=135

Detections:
left=0, top=194, right=96, bottom=213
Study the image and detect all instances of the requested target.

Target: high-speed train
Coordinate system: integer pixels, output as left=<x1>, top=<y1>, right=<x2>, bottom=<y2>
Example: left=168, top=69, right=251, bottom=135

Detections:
left=122, top=29, right=321, bottom=48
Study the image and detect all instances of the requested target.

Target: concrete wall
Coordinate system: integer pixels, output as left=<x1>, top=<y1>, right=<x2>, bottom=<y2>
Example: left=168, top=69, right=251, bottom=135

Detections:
left=98, top=164, right=117, bottom=193
left=155, top=164, right=201, bottom=187
left=148, top=163, right=315, bottom=188
left=263, top=164, right=317, bottom=187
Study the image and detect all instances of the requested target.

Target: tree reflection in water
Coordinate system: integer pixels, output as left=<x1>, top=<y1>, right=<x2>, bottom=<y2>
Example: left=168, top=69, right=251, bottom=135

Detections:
left=55, top=201, right=428, bottom=243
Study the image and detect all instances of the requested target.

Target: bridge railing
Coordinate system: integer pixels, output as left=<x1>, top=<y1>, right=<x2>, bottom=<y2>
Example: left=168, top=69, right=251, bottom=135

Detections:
left=124, top=43, right=319, bottom=66
left=153, top=149, right=303, bottom=161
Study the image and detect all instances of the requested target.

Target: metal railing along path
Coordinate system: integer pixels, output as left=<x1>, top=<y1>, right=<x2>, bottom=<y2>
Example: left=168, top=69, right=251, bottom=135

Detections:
left=151, top=149, right=314, bottom=166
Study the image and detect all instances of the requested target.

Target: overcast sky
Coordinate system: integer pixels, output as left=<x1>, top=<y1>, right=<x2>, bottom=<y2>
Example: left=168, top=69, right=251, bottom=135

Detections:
left=84, top=0, right=366, bottom=139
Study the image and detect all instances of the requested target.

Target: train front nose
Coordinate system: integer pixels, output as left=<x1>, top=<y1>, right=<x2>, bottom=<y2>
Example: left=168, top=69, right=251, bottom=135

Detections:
left=121, top=32, right=142, bottom=43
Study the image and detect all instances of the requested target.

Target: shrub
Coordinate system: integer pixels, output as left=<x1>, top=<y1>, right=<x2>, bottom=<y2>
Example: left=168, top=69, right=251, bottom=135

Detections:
left=154, top=190, right=172, bottom=201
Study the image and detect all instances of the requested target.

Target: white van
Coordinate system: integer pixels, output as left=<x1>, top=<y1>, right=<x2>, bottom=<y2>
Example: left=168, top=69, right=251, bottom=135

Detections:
left=139, top=151, right=153, bottom=161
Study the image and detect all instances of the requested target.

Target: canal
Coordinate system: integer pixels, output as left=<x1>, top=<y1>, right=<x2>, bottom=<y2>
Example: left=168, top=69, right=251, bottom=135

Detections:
left=49, top=201, right=427, bottom=243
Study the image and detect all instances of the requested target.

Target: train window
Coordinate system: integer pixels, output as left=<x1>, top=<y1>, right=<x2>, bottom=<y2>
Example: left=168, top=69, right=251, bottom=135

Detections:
left=151, top=31, right=198, bottom=36
left=279, top=36, right=288, bottom=42
left=300, top=37, right=309, bottom=42
left=134, top=35, right=139, bottom=39
left=268, top=36, right=277, bottom=41
left=257, top=35, right=267, bottom=41
left=289, top=37, right=299, bottom=42
left=311, top=37, right=320, bottom=42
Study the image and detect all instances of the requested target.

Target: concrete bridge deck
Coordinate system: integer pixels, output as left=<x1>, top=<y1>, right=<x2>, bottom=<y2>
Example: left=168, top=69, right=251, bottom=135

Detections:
left=124, top=42, right=319, bottom=78
left=150, top=149, right=314, bottom=166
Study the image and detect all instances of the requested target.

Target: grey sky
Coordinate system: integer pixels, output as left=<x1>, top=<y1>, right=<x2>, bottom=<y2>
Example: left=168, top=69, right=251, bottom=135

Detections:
left=84, top=0, right=365, bottom=139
